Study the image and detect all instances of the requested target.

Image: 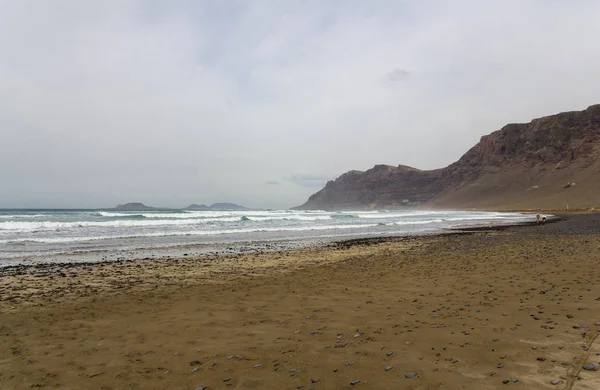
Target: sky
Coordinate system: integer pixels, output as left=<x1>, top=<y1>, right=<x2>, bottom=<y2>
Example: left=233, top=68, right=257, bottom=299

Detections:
left=1, top=0, right=600, bottom=209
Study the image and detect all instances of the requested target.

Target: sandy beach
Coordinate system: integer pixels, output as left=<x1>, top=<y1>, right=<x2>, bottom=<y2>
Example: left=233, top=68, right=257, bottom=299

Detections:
left=1, top=213, right=600, bottom=389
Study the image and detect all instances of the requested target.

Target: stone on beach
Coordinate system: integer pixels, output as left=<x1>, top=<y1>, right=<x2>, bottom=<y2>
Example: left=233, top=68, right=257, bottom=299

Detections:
left=583, top=363, right=599, bottom=371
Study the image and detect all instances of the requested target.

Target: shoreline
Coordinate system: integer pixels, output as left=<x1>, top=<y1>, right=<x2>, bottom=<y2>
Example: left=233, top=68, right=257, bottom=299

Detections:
left=1, top=211, right=599, bottom=389
left=0, top=209, right=534, bottom=269
left=0, top=212, right=543, bottom=271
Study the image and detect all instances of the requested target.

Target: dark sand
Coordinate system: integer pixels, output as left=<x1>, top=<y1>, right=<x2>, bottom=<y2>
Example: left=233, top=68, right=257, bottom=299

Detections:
left=1, top=212, right=599, bottom=389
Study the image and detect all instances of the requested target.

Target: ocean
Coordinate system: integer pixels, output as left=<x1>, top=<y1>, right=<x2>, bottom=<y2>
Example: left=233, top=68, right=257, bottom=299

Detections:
left=0, top=209, right=533, bottom=266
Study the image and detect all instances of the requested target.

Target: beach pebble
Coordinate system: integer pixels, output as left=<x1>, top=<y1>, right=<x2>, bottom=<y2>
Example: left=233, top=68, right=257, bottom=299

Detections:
left=536, top=357, right=547, bottom=361
left=195, top=387, right=207, bottom=390
left=497, top=364, right=504, bottom=369
left=384, top=366, right=393, bottom=371
left=192, top=367, right=200, bottom=372
left=583, top=363, right=599, bottom=371
left=310, top=379, right=320, bottom=383
left=503, top=380, right=510, bottom=384
left=189, top=360, right=200, bottom=366
left=350, top=380, right=361, bottom=385
left=405, top=372, right=418, bottom=379
left=567, top=314, right=574, bottom=318
left=386, top=352, right=393, bottom=356
left=561, top=362, right=571, bottom=366
left=253, top=364, right=262, bottom=368
left=550, top=380, right=560, bottom=385
left=223, top=378, right=231, bottom=382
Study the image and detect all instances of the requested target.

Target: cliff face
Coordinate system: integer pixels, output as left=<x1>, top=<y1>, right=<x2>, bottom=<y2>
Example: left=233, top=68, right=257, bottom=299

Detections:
left=299, top=166, right=445, bottom=210
left=297, top=104, right=600, bottom=210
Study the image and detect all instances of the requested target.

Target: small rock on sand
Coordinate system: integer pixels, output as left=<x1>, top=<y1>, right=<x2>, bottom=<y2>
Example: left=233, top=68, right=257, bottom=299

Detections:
left=384, top=366, right=392, bottom=371
left=405, top=372, right=418, bottom=379
left=583, top=363, right=599, bottom=371
left=350, top=380, right=361, bottom=385
left=550, top=380, right=560, bottom=385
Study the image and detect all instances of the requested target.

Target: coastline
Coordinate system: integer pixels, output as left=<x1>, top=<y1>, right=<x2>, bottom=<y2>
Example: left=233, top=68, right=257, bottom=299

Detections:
left=1, top=211, right=599, bottom=389
left=0, top=209, right=534, bottom=268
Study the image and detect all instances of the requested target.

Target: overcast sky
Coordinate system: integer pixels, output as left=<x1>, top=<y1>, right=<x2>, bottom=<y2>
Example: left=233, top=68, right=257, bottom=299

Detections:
left=1, top=1, right=599, bottom=209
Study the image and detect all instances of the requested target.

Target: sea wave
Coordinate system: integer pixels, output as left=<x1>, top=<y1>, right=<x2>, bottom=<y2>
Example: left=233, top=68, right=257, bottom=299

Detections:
left=0, top=223, right=380, bottom=244
left=331, top=214, right=359, bottom=219
left=0, top=214, right=46, bottom=219
left=0, top=214, right=344, bottom=231
left=394, top=219, right=443, bottom=225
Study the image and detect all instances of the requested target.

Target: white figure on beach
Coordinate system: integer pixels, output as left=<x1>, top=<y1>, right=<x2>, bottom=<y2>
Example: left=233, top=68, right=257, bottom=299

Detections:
left=536, top=214, right=547, bottom=225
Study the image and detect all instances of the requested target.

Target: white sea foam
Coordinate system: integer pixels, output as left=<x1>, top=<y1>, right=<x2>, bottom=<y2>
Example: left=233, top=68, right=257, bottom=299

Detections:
left=0, top=214, right=46, bottom=219
left=0, top=223, right=380, bottom=244
left=393, top=219, right=444, bottom=225
left=0, top=209, right=534, bottom=264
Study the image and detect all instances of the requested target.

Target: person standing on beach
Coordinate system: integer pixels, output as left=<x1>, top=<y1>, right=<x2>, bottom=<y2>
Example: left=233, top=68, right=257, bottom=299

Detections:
left=536, top=214, right=541, bottom=225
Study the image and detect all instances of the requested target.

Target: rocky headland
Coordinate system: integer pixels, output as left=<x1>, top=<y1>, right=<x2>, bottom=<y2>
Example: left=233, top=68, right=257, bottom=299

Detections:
left=297, top=104, right=600, bottom=210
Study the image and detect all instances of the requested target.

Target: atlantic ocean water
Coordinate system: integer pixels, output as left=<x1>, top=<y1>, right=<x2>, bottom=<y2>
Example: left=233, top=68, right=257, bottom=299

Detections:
left=0, top=209, right=533, bottom=266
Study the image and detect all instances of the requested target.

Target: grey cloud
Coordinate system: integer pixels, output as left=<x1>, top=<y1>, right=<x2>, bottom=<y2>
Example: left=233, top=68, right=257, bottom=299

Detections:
left=1, top=1, right=600, bottom=209
left=265, top=180, right=280, bottom=185
left=283, top=174, right=334, bottom=188
left=386, top=68, right=410, bottom=82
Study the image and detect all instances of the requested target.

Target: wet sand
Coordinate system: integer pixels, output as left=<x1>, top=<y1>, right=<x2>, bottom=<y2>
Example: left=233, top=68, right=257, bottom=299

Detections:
left=1, top=213, right=599, bottom=389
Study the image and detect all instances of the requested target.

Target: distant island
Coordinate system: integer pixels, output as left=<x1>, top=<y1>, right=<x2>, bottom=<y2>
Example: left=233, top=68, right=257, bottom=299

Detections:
left=205, top=203, right=249, bottom=211
left=114, top=203, right=159, bottom=211
left=112, top=202, right=249, bottom=211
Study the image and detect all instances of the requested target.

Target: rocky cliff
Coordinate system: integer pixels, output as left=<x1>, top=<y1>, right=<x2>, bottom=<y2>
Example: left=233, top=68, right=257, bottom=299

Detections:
left=296, top=104, right=600, bottom=210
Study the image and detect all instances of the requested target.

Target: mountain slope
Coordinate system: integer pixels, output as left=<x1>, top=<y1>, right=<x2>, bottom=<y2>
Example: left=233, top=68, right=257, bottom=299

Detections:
left=296, top=104, right=600, bottom=210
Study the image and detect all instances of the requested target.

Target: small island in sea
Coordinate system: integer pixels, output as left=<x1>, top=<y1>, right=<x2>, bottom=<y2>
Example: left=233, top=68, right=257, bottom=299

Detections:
left=112, top=202, right=250, bottom=211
